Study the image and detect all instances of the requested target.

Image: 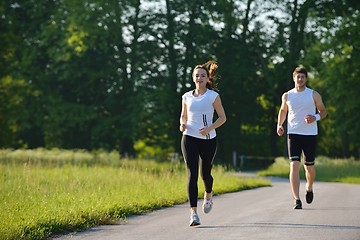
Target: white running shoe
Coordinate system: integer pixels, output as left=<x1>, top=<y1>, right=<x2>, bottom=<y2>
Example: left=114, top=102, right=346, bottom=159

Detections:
left=189, top=212, right=200, bottom=226
left=202, top=192, right=213, bottom=214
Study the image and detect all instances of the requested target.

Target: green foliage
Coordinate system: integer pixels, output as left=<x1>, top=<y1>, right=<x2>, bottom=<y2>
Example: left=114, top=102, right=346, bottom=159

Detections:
left=0, top=76, right=39, bottom=147
left=134, top=138, right=175, bottom=162
left=1, top=0, right=360, bottom=159
left=0, top=148, right=270, bottom=239
left=302, top=1, right=360, bottom=158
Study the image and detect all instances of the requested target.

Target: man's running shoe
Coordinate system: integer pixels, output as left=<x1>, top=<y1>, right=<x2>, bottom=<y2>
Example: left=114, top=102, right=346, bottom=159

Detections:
left=293, top=199, right=302, bottom=209
left=306, top=190, right=314, bottom=204
left=189, top=212, right=200, bottom=226
left=202, top=192, right=213, bottom=214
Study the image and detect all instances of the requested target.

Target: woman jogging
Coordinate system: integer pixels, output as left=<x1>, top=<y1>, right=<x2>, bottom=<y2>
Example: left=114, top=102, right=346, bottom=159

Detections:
left=179, top=60, right=226, bottom=226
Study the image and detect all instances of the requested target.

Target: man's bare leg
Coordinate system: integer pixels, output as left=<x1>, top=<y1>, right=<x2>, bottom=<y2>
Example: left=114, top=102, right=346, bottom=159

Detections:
left=290, top=161, right=301, bottom=199
left=304, top=165, right=315, bottom=204
left=304, top=165, right=315, bottom=190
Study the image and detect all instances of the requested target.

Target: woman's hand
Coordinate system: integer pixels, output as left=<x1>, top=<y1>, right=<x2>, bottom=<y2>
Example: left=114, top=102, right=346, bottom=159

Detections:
left=179, top=124, right=186, bottom=132
left=199, top=127, right=210, bottom=136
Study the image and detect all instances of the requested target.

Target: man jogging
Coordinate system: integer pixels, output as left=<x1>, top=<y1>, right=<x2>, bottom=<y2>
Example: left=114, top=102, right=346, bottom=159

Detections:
left=277, top=66, right=327, bottom=209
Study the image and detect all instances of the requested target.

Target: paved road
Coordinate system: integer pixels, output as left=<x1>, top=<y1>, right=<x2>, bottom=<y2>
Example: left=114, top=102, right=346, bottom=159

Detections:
left=56, top=177, right=360, bottom=240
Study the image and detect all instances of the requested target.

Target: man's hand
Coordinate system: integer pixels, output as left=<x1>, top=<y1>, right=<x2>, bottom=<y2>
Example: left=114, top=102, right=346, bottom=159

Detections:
left=304, top=114, right=316, bottom=124
left=277, top=125, right=284, bottom=136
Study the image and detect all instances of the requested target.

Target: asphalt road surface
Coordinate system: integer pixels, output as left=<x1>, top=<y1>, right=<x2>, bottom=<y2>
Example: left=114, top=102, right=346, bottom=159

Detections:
left=56, top=176, right=360, bottom=240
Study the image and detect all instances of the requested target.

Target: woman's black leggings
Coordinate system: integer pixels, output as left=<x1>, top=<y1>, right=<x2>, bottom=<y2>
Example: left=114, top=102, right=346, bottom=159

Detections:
left=181, top=135, right=217, bottom=208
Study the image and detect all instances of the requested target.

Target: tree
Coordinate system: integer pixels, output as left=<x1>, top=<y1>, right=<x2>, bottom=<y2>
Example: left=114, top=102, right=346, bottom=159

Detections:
left=1, top=0, right=359, bottom=160
left=303, top=0, right=360, bottom=157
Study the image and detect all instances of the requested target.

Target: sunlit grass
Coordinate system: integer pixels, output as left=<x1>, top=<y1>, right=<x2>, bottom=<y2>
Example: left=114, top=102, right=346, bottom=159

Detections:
left=0, top=149, right=270, bottom=240
left=258, top=156, right=360, bottom=183
left=0, top=148, right=121, bottom=167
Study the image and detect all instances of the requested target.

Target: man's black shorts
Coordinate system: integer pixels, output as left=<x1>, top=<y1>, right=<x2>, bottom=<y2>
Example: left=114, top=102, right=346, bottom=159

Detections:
left=287, top=134, right=317, bottom=166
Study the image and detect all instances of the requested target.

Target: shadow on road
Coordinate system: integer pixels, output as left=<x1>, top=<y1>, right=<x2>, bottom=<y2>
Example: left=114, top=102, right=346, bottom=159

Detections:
left=197, top=222, right=360, bottom=230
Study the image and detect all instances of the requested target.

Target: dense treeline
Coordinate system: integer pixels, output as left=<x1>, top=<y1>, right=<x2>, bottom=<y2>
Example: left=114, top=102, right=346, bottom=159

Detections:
left=1, top=0, right=359, bottom=162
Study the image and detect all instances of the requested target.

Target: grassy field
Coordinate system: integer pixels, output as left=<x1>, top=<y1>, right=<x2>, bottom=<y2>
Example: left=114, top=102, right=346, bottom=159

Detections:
left=0, top=149, right=270, bottom=240
left=258, top=156, right=360, bottom=183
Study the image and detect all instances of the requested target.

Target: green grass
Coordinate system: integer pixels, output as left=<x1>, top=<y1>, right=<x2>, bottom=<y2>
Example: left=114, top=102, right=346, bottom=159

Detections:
left=258, top=156, right=360, bottom=183
left=0, top=149, right=270, bottom=240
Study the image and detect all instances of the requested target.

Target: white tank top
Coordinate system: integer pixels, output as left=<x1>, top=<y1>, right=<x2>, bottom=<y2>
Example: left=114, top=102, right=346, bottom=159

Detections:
left=286, top=87, right=318, bottom=135
left=182, top=89, right=218, bottom=139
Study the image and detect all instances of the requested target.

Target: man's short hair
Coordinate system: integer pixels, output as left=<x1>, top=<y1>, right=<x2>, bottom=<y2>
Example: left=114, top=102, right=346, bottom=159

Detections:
left=293, top=67, right=308, bottom=78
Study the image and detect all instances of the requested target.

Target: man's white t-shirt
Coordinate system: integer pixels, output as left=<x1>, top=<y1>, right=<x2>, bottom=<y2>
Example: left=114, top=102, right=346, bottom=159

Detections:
left=287, top=87, right=318, bottom=135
